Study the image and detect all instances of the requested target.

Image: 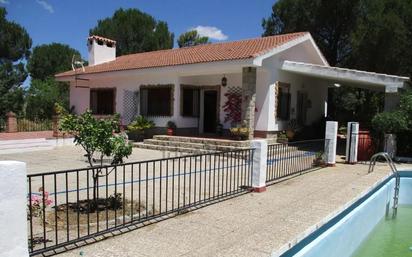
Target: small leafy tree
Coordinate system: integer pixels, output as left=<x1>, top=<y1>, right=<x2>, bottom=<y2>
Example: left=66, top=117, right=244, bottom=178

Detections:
left=59, top=110, right=132, bottom=211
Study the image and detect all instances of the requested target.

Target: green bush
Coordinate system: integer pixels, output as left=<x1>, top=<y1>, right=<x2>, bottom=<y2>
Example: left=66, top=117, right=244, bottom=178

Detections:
left=127, top=115, right=155, bottom=132
left=371, top=110, right=408, bottom=134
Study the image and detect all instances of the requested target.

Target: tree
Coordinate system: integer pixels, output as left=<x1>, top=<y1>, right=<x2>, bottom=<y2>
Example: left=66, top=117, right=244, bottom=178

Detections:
left=89, top=8, right=174, bottom=56
left=26, top=43, right=82, bottom=118
left=348, top=0, right=412, bottom=76
left=262, top=0, right=360, bottom=66
left=177, top=30, right=209, bottom=48
left=0, top=7, right=32, bottom=116
left=262, top=0, right=412, bottom=125
left=59, top=110, right=132, bottom=211
left=27, top=43, right=81, bottom=80
left=262, top=0, right=412, bottom=75
left=25, top=78, right=69, bottom=119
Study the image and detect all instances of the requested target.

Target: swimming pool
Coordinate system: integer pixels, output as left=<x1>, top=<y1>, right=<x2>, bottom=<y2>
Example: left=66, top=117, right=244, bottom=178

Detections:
left=276, top=171, right=412, bottom=257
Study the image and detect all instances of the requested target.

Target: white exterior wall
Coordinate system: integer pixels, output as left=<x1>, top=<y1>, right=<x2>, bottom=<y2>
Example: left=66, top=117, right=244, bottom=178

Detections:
left=70, top=70, right=245, bottom=129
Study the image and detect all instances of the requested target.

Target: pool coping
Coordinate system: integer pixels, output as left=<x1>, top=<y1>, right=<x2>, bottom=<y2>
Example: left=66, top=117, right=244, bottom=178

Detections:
left=272, top=170, right=412, bottom=257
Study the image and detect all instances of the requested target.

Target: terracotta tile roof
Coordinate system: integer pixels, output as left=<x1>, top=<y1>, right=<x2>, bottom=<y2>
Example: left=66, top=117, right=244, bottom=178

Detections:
left=88, top=35, right=116, bottom=44
left=56, top=32, right=308, bottom=77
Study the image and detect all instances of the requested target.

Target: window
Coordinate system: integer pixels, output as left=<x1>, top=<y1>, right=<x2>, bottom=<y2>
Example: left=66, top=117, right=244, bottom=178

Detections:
left=140, top=86, right=173, bottom=116
left=90, top=88, right=115, bottom=115
left=276, top=82, right=291, bottom=120
left=181, top=87, right=200, bottom=117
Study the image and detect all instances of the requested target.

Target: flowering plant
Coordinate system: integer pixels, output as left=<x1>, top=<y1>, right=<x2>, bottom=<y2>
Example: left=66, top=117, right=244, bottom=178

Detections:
left=29, top=187, right=53, bottom=218
left=223, top=92, right=242, bottom=124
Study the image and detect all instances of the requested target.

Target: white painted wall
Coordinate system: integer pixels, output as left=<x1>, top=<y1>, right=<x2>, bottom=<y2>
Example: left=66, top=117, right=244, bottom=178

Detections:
left=0, top=161, right=29, bottom=257
left=88, top=39, right=116, bottom=66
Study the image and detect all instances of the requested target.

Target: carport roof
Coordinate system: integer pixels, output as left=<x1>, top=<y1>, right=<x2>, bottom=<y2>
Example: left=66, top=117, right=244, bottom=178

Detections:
left=281, top=60, right=410, bottom=92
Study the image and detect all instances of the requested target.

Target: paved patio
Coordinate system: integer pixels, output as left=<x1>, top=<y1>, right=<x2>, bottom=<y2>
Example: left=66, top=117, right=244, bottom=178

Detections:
left=50, top=162, right=409, bottom=257
left=0, top=145, right=180, bottom=174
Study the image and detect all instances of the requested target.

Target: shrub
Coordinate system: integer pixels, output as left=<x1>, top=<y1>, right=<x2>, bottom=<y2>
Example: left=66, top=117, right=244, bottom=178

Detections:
left=371, top=110, right=408, bottom=134
left=127, top=115, right=155, bottom=132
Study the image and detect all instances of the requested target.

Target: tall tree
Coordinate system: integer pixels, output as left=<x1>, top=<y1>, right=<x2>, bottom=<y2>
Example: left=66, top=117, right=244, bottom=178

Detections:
left=348, top=0, right=412, bottom=76
left=27, top=43, right=81, bottom=80
left=0, top=7, right=32, bottom=116
left=26, top=43, right=82, bottom=118
left=89, top=8, right=174, bottom=56
left=177, top=30, right=209, bottom=48
left=262, top=0, right=361, bottom=66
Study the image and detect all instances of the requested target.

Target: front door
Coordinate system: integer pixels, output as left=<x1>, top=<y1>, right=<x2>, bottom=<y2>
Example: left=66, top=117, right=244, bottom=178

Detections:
left=203, top=90, right=218, bottom=133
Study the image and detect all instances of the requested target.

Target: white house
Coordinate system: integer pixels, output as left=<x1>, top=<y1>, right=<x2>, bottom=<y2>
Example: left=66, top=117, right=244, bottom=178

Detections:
left=56, top=32, right=409, bottom=139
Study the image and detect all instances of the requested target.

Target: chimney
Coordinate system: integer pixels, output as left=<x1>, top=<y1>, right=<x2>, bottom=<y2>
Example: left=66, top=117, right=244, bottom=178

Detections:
left=87, top=35, right=116, bottom=66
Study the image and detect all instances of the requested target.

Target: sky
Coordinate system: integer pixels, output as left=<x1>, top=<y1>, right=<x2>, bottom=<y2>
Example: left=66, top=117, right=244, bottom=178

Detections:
left=1, top=0, right=275, bottom=59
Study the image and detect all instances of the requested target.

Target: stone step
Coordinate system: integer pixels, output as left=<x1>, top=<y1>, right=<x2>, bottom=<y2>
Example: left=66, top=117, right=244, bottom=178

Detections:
left=143, top=139, right=248, bottom=152
left=133, top=143, right=213, bottom=154
left=152, top=135, right=252, bottom=147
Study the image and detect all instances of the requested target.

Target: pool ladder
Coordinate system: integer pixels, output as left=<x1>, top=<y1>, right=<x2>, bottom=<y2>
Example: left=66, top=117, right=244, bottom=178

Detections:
left=368, top=152, right=400, bottom=218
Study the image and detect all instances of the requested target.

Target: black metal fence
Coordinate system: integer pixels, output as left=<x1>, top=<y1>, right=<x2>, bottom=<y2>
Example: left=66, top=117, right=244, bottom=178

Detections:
left=266, top=139, right=327, bottom=182
left=17, top=115, right=52, bottom=132
left=27, top=149, right=254, bottom=256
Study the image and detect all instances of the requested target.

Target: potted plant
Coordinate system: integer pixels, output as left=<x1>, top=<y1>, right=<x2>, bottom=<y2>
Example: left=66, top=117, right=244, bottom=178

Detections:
left=127, top=115, right=155, bottom=142
left=286, top=119, right=299, bottom=140
left=313, top=151, right=325, bottom=167
left=166, top=121, right=177, bottom=136
left=277, top=131, right=288, bottom=143
left=371, top=110, right=408, bottom=158
left=216, top=122, right=224, bottom=136
left=229, top=122, right=250, bottom=141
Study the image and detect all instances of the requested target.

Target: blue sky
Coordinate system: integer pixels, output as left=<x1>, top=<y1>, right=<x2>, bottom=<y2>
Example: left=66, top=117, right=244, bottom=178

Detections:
left=2, top=0, right=275, bottom=59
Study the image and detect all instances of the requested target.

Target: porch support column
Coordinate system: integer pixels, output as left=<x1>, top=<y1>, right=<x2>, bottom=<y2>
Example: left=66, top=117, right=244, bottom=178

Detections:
left=384, top=92, right=400, bottom=112
left=242, top=67, right=257, bottom=140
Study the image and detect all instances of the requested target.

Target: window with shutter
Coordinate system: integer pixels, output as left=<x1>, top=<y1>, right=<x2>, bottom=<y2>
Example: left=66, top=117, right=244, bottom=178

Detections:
left=139, top=85, right=173, bottom=116
left=182, top=87, right=200, bottom=117
left=276, top=82, right=291, bottom=120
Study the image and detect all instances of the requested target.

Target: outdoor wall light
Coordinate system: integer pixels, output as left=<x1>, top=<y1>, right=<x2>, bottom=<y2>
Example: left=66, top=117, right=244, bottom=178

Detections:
left=221, top=75, right=227, bottom=87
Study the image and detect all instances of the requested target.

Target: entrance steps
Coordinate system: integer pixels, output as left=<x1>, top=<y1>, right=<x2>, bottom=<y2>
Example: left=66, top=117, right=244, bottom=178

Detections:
left=133, top=135, right=277, bottom=154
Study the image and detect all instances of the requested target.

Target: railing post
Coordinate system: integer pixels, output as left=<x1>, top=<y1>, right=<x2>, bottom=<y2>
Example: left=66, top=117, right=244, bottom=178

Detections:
left=6, top=111, right=17, bottom=133
left=250, top=139, right=267, bottom=192
left=346, top=122, right=359, bottom=164
left=0, top=161, right=29, bottom=257
left=325, top=121, right=338, bottom=166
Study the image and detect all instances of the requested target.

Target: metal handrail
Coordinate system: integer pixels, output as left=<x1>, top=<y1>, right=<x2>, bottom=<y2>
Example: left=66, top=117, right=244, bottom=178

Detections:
left=368, top=152, right=400, bottom=218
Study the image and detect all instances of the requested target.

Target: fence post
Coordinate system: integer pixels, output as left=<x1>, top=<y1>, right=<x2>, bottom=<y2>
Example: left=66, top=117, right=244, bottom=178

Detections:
left=52, top=115, right=60, bottom=137
left=250, top=139, right=267, bottom=192
left=6, top=111, right=17, bottom=133
left=346, top=122, right=359, bottom=164
left=0, top=161, right=29, bottom=257
left=325, top=121, right=338, bottom=166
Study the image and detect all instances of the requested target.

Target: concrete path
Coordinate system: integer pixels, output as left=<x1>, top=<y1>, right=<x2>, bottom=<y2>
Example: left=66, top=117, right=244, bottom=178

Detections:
left=55, top=163, right=409, bottom=257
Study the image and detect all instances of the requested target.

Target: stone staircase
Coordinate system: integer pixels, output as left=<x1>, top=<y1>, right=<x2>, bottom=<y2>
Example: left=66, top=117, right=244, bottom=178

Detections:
left=0, top=138, right=55, bottom=154
left=134, top=135, right=277, bottom=154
